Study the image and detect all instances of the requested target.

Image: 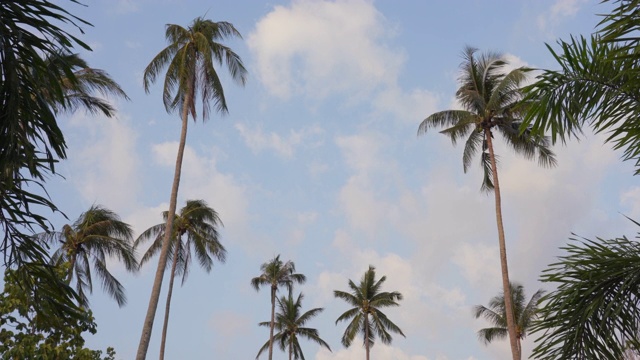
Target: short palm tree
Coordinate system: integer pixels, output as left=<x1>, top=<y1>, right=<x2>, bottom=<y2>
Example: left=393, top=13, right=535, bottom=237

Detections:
left=334, top=265, right=405, bottom=360
left=35, top=205, right=137, bottom=307
left=417, top=46, right=556, bottom=360
left=136, top=16, right=247, bottom=360
left=251, top=255, right=307, bottom=360
left=256, top=292, right=331, bottom=360
left=474, top=282, right=545, bottom=356
left=135, top=199, right=226, bottom=360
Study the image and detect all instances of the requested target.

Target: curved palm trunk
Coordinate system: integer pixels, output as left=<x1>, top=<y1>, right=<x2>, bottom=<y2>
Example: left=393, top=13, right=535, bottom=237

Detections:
left=269, top=286, right=276, bottom=360
left=485, top=128, right=520, bottom=360
left=158, top=244, right=180, bottom=360
left=364, top=312, right=370, bottom=360
left=136, top=80, right=193, bottom=360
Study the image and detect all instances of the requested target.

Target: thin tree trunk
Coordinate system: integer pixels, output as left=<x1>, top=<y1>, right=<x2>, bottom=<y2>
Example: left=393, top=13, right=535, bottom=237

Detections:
left=159, top=243, right=180, bottom=360
left=365, top=312, right=370, bottom=360
left=136, top=82, right=193, bottom=360
left=289, top=337, right=293, bottom=360
left=269, top=285, right=276, bottom=360
left=485, top=128, right=520, bottom=360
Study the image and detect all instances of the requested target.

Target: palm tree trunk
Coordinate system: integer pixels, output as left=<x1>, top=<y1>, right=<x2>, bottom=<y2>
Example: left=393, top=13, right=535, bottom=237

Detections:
left=365, top=312, right=370, bottom=360
left=289, top=338, right=293, bottom=360
left=136, top=79, right=193, bottom=360
left=485, top=128, right=520, bottom=360
left=269, top=286, right=276, bottom=360
left=158, top=244, right=180, bottom=360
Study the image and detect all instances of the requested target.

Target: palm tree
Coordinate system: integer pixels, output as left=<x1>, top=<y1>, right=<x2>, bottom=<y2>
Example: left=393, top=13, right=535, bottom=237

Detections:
left=417, top=46, right=556, bottom=360
left=136, top=16, right=247, bottom=360
left=256, top=292, right=331, bottom=360
left=334, top=265, right=405, bottom=360
left=134, top=199, right=226, bottom=360
left=35, top=205, right=137, bottom=307
left=251, top=255, right=307, bottom=360
left=473, top=282, right=545, bottom=355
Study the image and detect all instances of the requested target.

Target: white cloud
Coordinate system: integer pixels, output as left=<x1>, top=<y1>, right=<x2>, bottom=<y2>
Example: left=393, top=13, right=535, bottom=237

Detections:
left=248, top=0, right=403, bottom=100
left=537, top=0, right=586, bottom=34
left=150, top=141, right=251, bottom=248
left=66, top=111, right=140, bottom=211
left=452, top=242, right=500, bottom=290
left=235, top=123, right=323, bottom=158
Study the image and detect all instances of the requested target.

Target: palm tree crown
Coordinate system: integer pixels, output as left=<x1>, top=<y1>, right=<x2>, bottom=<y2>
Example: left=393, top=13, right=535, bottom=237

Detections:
left=252, top=255, right=307, bottom=360
left=474, top=282, right=545, bottom=353
left=334, top=265, right=405, bottom=360
left=143, top=16, right=247, bottom=119
left=36, top=205, right=137, bottom=307
left=257, top=292, right=331, bottom=360
left=418, top=46, right=556, bottom=191
left=135, top=199, right=226, bottom=282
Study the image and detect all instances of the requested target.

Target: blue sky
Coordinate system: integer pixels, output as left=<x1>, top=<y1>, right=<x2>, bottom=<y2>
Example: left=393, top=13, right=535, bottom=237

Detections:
left=30, top=0, right=640, bottom=359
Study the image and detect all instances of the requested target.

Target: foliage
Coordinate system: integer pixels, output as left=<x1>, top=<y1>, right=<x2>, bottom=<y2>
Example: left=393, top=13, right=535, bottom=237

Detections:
left=35, top=205, right=138, bottom=307
left=0, top=267, right=116, bottom=359
left=0, top=0, right=127, bottom=267
left=418, top=46, right=556, bottom=191
left=474, top=282, right=544, bottom=352
left=257, top=292, right=331, bottom=360
left=522, top=0, right=640, bottom=174
left=252, top=255, right=307, bottom=360
left=135, top=199, right=226, bottom=284
left=531, top=225, right=640, bottom=359
left=334, top=265, right=404, bottom=359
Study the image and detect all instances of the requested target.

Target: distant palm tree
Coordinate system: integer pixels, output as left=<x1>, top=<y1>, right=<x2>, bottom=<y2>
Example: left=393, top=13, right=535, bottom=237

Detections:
left=257, top=292, right=331, bottom=360
left=334, top=265, right=405, bottom=360
left=252, top=255, right=307, bottom=360
left=474, top=282, right=545, bottom=355
left=135, top=199, right=226, bottom=360
left=36, top=205, right=137, bottom=307
left=136, top=16, right=247, bottom=360
left=417, top=46, right=556, bottom=360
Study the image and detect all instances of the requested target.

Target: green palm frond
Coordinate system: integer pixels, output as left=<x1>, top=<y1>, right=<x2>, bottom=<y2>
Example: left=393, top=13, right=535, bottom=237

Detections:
left=257, top=292, right=330, bottom=359
left=35, top=205, right=136, bottom=307
left=334, top=266, right=404, bottom=352
left=474, top=281, right=544, bottom=346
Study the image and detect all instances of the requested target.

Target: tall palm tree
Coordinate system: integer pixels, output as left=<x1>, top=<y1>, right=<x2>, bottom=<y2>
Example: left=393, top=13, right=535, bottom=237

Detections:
left=334, top=265, right=405, bottom=360
left=256, top=292, right=331, bottom=360
left=251, top=255, right=307, bottom=360
left=136, top=16, right=247, bottom=360
left=417, top=46, right=556, bottom=360
left=474, top=282, right=545, bottom=355
left=134, top=199, right=226, bottom=360
left=35, top=205, right=137, bottom=307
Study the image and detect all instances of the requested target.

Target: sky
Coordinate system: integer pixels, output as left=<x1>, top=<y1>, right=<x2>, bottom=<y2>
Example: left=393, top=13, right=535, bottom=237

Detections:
left=18, top=0, right=640, bottom=359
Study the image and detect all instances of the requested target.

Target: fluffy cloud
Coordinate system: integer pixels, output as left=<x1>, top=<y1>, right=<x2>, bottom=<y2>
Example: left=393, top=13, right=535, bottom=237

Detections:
left=235, top=123, right=323, bottom=158
left=248, top=0, right=403, bottom=100
left=150, top=141, right=251, bottom=248
left=247, top=0, right=439, bottom=123
left=537, top=0, right=586, bottom=35
left=65, top=111, right=140, bottom=212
